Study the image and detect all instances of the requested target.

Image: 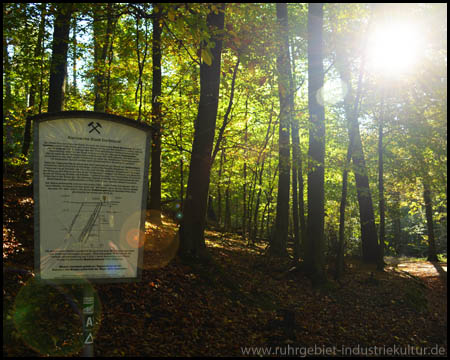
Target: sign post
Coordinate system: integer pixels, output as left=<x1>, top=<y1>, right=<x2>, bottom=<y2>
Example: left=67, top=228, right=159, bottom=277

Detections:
left=82, top=284, right=95, bottom=357
left=32, top=111, right=152, bottom=356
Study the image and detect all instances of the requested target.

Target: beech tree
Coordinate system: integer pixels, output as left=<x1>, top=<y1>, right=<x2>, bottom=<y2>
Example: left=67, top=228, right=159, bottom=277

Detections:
left=148, top=3, right=163, bottom=225
left=3, top=3, right=446, bottom=267
left=423, top=182, right=439, bottom=262
left=305, top=2, right=326, bottom=282
left=178, top=4, right=226, bottom=260
left=48, top=3, right=73, bottom=112
left=269, top=3, right=291, bottom=257
left=22, top=3, right=47, bottom=157
left=92, top=4, right=115, bottom=112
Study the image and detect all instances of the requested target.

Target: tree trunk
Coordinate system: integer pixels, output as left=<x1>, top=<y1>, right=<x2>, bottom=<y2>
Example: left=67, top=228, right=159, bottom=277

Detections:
left=48, top=3, right=73, bottom=113
left=3, top=24, right=14, bottom=158
left=179, top=87, right=184, bottom=210
left=178, top=4, right=225, bottom=260
left=134, top=10, right=149, bottom=121
left=423, top=182, right=439, bottom=262
left=353, top=127, right=379, bottom=264
left=377, top=103, right=385, bottom=270
left=243, top=101, right=248, bottom=241
left=93, top=4, right=114, bottom=112
left=335, top=33, right=366, bottom=278
left=211, top=56, right=240, bottom=163
left=207, top=195, right=217, bottom=223
left=261, top=166, right=278, bottom=240
left=224, top=172, right=232, bottom=232
left=22, top=3, right=47, bottom=157
left=391, top=191, right=402, bottom=255
left=105, top=12, right=119, bottom=111
left=72, top=16, right=78, bottom=95
left=251, top=159, right=264, bottom=243
left=305, top=3, right=326, bottom=283
left=335, top=139, right=352, bottom=279
left=290, top=31, right=307, bottom=259
left=289, top=60, right=300, bottom=261
left=251, top=110, right=273, bottom=242
left=217, top=147, right=225, bottom=226
left=335, top=41, right=379, bottom=265
left=270, top=3, right=291, bottom=257
left=148, top=4, right=163, bottom=225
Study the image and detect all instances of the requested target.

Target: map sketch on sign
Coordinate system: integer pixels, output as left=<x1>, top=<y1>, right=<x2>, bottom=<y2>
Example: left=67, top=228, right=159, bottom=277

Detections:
left=61, top=196, right=120, bottom=250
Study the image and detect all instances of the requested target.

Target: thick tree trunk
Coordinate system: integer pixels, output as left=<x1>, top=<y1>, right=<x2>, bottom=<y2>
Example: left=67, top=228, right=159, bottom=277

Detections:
left=148, top=4, right=163, bottom=225
left=305, top=3, right=326, bottom=283
left=335, top=44, right=379, bottom=265
left=178, top=87, right=184, bottom=210
left=335, top=35, right=367, bottom=278
left=290, top=36, right=306, bottom=260
left=270, top=3, right=291, bottom=257
left=352, top=127, right=379, bottom=264
left=48, top=3, right=73, bottom=113
left=178, top=4, right=225, bottom=260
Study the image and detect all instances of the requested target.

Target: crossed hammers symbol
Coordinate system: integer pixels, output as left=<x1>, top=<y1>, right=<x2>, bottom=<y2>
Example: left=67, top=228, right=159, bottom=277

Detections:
left=88, top=122, right=102, bottom=134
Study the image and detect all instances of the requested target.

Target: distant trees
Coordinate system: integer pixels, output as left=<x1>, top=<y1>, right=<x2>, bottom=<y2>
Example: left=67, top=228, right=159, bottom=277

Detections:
left=2, top=3, right=447, bottom=267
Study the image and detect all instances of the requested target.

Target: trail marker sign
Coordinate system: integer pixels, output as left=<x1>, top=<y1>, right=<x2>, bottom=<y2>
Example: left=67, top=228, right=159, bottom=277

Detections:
left=33, top=111, right=152, bottom=283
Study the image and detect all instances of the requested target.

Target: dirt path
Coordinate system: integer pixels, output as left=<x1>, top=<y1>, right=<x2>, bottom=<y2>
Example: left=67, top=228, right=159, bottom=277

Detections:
left=397, top=261, right=447, bottom=280
left=387, top=259, right=447, bottom=333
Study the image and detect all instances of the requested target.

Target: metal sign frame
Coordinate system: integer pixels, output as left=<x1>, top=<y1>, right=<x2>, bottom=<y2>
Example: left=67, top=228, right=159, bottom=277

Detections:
left=33, top=111, right=152, bottom=284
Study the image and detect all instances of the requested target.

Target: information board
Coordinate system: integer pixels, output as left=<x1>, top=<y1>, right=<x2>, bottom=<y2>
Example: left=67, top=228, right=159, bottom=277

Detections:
left=33, top=111, right=152, bottom=283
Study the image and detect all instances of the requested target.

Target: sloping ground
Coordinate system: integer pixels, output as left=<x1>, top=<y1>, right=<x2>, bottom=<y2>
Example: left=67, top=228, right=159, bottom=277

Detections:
left=390, top=259, right=447, bottom=335
left=3, top=179, right=448, bottom=357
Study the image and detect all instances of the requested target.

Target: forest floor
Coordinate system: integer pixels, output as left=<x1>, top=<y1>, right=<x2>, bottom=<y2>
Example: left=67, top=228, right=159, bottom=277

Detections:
left=3, top=177, right=448, bottom=357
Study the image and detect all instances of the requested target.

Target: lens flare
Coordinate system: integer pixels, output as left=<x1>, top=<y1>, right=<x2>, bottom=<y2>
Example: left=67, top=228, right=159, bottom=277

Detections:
left=143, top=230, right=179, bottom=270
left=366, top=21, right=424, bottom=77
left=317, top=78, right=348, bottom=107
left=12, top=276, right=101, bottom=356
left=126, top=228, right=145, bottom=249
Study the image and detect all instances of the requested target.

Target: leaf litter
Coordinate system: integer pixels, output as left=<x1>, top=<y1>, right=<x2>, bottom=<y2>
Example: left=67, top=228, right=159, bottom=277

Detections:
left=3, top=180, right=447, bottom=356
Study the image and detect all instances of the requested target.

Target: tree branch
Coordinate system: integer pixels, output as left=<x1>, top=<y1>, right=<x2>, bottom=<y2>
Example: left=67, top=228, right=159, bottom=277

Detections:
left=211, top=56, right=240, bottom=164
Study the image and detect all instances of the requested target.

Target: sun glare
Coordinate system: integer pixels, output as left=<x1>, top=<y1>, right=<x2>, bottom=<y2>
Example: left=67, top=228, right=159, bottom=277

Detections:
left=366, top=22, right=423, bottom=77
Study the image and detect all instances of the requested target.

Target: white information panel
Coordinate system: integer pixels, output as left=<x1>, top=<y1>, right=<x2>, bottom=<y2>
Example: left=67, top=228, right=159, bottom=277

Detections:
left=33, top=112, right=151, bottom=283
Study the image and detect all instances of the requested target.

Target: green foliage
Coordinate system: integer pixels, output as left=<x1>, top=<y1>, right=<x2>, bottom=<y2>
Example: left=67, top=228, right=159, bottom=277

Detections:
left=2, top=3, right=446, bottom=256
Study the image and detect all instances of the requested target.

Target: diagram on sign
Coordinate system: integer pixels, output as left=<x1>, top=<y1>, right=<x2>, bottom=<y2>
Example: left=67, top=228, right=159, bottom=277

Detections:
left=61, top=196, right=120, bottom=249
